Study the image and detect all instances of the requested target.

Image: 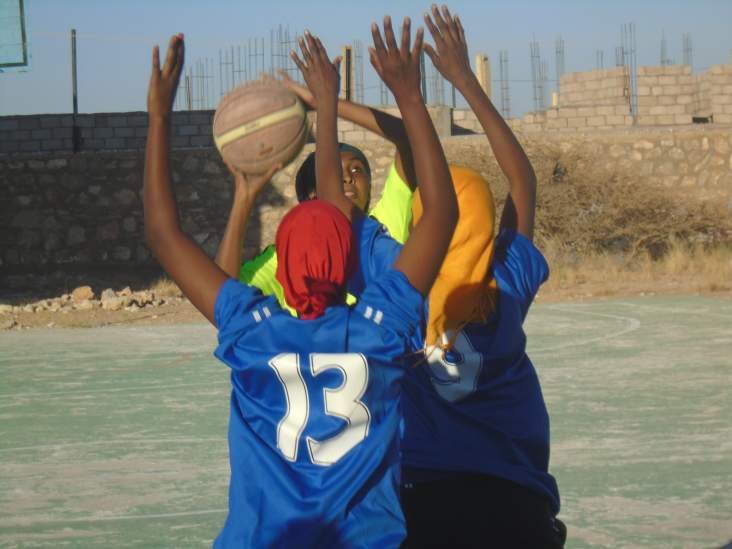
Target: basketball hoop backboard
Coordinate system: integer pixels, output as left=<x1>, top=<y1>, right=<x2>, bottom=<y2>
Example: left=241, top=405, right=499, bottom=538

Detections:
left=0, top=0, right=29, bottom=71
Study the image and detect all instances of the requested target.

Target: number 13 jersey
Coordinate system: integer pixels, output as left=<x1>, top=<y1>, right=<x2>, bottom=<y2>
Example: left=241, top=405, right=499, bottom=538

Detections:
left=212, top=269, right=423, bottom=548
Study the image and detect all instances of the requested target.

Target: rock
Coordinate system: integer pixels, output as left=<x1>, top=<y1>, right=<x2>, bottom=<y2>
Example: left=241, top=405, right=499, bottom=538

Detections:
left=122, top=217, right=137, bottom=232
left=46, top=322, right=55, bottom=328
left=133, top=291, right=153, bottom=306
left=101, top=288, right=116, bottom=301
left=118, top=286, right=132, bottom=297
left=67, top=226, right=86, bottom=246
left=125, top=304, right=140, bottom=312
left=22, top=304, right=35, bottom=313
left=74, top=300, right=95, bottom=311
left=112, top=246, right=131, bottom=261
left=97, top=220, right=119, bottom=241
left=0, top=304, right=13, bottom=314
left=102, top=296, right=129, bottom=311
left=1, top=319, right=17, bottom=330
left=48, top=302, right=62, bottom=312
left=71, top=285, right=95, bottom=302
left=114, top=189, right=137, bottom=206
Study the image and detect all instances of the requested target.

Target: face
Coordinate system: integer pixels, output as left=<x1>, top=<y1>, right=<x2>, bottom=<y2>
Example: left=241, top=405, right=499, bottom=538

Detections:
left=340, top=151, right=371, bottom=212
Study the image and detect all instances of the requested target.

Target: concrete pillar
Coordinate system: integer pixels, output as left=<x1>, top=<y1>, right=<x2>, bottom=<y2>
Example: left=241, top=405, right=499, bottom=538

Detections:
left=475, top=54, right=491, bottom=100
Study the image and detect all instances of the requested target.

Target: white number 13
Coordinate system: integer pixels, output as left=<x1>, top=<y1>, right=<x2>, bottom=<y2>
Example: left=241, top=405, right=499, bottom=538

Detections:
left=268, top=353, right=371, bottom=466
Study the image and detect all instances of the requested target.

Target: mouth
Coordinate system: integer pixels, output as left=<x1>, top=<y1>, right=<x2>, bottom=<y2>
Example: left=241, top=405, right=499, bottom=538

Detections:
left=343, top=186, right=357, bottom=199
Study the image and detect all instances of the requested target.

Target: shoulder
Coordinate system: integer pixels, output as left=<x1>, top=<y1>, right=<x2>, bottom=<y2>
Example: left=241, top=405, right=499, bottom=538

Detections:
left=215, top=278, right=281, bottom=336
left=493, top=230, right=549, bottom=305
left=355, top=269, right=424, bottom=337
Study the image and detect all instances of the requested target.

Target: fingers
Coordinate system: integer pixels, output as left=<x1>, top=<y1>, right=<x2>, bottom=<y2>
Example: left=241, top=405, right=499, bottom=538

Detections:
left=440, top=5, right=460, bottom=44
left=423, top=11, right=442, bottom=44
left=162, top=34, right=178, bottom=76
left=454, top=14, right=467, bottom=45
left=332, top=55, right=342, bottom=74
left=298, top=36, right=313, bottom=65
left=400, top=17, right=411, bottom=56
left=371, top=22, right=387, bottom=55
left=412, top=26, right=424, bottom=58
left=172, top=34, right=185, bottom=82
left=423, top=43, right=437, bottom=65
left=368, top=46, right=383, bottom=74
left=290, top=50, right=307, bottom=75
left=383, top=15, right=399, bottom=53
left=264, top=162, right=282, bottom=181
left=152, top=45, right=160, bottom=74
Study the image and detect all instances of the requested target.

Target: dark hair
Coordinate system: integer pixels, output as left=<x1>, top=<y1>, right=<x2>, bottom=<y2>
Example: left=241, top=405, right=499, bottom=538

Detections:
left=295, top=143, right=372, bottom=203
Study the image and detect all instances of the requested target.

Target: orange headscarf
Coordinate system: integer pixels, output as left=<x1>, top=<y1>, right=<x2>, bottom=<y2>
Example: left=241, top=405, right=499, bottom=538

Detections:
left=411, top=165, right=498, bottom=348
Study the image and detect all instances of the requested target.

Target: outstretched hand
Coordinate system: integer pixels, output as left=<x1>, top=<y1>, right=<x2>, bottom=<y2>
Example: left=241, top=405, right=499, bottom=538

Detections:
left=423, top=4, right=473, bottom=88
left=369, top=16, right=424, bottom=101
left=290, top=31, right=341, bottom=107
left=148, top=33, right=185, bottom=117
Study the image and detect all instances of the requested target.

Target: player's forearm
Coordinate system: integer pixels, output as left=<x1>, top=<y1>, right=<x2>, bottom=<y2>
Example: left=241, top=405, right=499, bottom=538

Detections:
left=458, top=76, right=536, bottom=237
left=395, top=93, right=454, bottom=221
left=215, top=195, right=255, bottom=279
left=459, top=76, right=536, bottom=192
left=144, top=115, right=183, bottom=249
left=315, top=100, right=351, bottom=217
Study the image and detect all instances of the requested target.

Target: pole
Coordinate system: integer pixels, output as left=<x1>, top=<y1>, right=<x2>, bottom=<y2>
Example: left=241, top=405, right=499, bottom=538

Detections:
left=71, top=29, right=80, bottom=152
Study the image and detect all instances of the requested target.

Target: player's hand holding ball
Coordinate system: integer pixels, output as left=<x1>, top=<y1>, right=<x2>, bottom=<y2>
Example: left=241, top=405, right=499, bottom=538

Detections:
left=369, top=16, right=424, bottom=102
left=148, top=33, right=185, bottom=119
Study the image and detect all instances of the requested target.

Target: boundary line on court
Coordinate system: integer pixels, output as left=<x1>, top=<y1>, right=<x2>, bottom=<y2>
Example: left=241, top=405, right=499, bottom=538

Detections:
left=0, top=436, right=226, bottom=453
left=530, top=305, right=641, bottom=353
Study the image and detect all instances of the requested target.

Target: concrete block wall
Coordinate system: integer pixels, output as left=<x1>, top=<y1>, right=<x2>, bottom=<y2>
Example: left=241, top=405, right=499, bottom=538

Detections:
left=699, top=64, right=732, bottom=124
left=552, top=67, right=632, bottom=130
left=559, top=67, right=630, bottom=108
left=636, top=65, right=696, bottom=125
left=0, top=111, right=216, bottom=156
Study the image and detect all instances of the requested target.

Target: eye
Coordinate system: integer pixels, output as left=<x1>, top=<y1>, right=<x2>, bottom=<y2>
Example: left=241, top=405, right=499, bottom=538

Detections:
left=350, top=165, right=362, bottom=174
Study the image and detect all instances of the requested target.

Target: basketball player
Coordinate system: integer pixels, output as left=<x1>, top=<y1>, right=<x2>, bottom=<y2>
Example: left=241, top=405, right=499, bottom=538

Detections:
left=143, top=19, right=457, bottom=549
left=214, top=53, right=420, bottom=308
left=382, top=6, right=569, bottom=547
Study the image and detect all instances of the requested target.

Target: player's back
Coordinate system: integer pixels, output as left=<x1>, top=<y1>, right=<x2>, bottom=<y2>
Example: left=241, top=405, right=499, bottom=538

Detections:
left=213, top=271, right=422, bottom=548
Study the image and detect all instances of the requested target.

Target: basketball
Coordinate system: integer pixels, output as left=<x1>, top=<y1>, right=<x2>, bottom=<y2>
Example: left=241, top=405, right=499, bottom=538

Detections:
left=212, top=79, right=309, bottom=174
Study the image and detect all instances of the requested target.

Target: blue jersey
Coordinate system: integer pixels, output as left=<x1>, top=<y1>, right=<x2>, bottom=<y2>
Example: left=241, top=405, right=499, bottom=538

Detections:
left=400, top=230, right=560, bottom=512
left=212, top=268, right=423, bottom=548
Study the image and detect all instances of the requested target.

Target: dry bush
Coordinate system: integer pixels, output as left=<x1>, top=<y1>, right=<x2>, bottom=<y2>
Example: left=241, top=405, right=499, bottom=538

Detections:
left=533, top=161, right=732, bottom=259
left=149, top=277, right=182, bottom=297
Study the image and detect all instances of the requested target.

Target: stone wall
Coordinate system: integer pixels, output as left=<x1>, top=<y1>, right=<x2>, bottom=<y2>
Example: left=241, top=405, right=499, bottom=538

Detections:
left=636, top=65, right=696, bottom=126
left=2, top=127, right=730, bottom=274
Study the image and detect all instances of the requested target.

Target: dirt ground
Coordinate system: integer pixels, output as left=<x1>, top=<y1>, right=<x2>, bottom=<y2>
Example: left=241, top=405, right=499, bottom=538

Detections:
left=4, top=278, right=730, bottom=331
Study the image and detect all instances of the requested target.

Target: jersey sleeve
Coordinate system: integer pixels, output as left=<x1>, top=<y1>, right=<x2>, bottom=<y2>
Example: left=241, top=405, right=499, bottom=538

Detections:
left=217, top=276, right=285, bottom=340
left=368, top=162, right=413, bottom=245
left=239, top=245, right=296, bottom=315
left=354, top=268, right=424, bottom=340
left=347, top=215, right=402, bottom=299
left=493, top=230, right=549, bottom=318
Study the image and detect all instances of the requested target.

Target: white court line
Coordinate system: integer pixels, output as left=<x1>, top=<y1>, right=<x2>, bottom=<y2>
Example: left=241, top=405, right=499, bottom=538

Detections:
left=4, top=508, right=227, bottom=527
left=0, top=437, right=225, bottom=453
left=0, top=381, right=227, bottom=401
left=615, top=301, right=732, bottom=321
left=530, top=306, right=641, bottom=353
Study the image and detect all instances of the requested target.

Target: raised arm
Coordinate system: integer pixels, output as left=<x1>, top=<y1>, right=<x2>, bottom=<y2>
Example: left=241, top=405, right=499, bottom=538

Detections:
left=425, top=4, right=536, bottom=240
left=215, top=163, right=280, bottom=278
left=144, top=34, right=228, bottom=324
left=370, top=17, right=457, bottom=296
left=279, top=72, right=417, bottom=191
left=291, top=32, right=353, bottom=219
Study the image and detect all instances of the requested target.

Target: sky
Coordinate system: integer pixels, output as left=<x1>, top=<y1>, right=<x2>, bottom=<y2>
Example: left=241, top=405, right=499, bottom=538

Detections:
left=1, top=0, right=731, bottom=117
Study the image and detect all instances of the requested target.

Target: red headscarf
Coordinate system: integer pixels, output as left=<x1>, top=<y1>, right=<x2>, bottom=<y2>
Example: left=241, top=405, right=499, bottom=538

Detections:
left=275, top=200, right=355, bottom=319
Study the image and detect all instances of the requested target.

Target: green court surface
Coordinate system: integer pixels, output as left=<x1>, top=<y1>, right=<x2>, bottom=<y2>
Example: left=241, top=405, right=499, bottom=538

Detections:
left=1, top=296, right=730, bottom=548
